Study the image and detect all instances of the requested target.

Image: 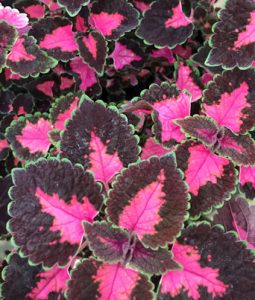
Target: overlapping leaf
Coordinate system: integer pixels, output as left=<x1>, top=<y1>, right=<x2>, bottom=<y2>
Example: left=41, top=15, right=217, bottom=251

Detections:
left=8, top=158, right=103, bottom=267
left=107, top=154, right=189, bottom=248
left=57, top=0, right=89, bottom=17
left=240, top=165, right=255, bottom=199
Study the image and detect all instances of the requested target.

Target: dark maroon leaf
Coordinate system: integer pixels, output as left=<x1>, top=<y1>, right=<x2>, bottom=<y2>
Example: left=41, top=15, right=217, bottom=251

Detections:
left=8, top=158, right=103, bottom=267
left=67, top=259, right=153, bottom=300
left=176, top=140, right=236, bottom=218
left=14, top=0, right=46, bottom=20
left=206, top=0, right=255, bottom=69
left=13, top=94, right=34, bottom=115
left=75, top=30, right=107, bottom=75
left=0, top=175, right=12, bottom=235
left=240, top=165, right=255, bottom=199
left=136, top=0, right=194, bottom=48
left=57, top=0, right=89, bottom=17
left=89, top=0, right=139, bottom=40
left=107, top=154, right=189, bottom=248
left=158, top=224, right=255, bottom=299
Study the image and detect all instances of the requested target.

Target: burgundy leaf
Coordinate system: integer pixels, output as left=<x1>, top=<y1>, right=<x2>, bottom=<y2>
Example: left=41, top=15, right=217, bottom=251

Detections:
left=141, top=137, right=169, bottom=160
left=176, top=140, right=236, bottom=218
left=8, top=158, right=103, bottom=267
left=158, top=224, right=255, bottom=299
left=14, top=0, right=46, bottom=20
left=67, top=259, right=153, bottom=300
left=202, top=69, right=255, bottom=134
left=107, top=155, right=189, bottom=248
left=206, top=0, right=255, bottom=69
left=57, top=0, right=89, bottom=17
left=75, top=30, right=107, bottom=75
left=137, top=0, right=193, bottom=48
left=89, top=0, right=139, bottom=40
left=60, top=98, right=139, bottom=186
left=29, top=16, right=78, bottom=61
left=6, top=35, right=57, bottom=77
left=1, top=253, right=68, bottom=300
left=213, top=196, right=255, bottom=249
left=0, top=175, right=12, bottom=235
left=240, top=165, right=255, bottom=199
left=6, top=113, right=52, bottom=161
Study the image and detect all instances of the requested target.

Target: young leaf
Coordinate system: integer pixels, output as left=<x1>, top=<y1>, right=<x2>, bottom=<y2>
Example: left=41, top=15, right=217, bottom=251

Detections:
left=57, top=0, right=89, bottom=17
left=175, top=115, right=220, bottom=146
left=139, top=82, right=191, bottom=147
left=107, top=154, right=189, bottom=248
left=67, top=259, right=153, bottom=300
left=158, top=224, right=255, bottom=299
left=8, top=158, right=103, bottom=267
left=175, top=61, right=203, bottom=103
left=136, top=0, right=193, bottom=48
left=176, top=141, right=236, bottom=218
left=60, top=98, right=139, bottom=186
left=89, top=0, right=139, bottom=40
left=240, top=165, right=255, bottom=199
left=206, top=0, right=255, bottom=69
left=110, top=38, right=146, bottom=71
left=6, top=113, right=52, bottom=161
left=217, top=128, right=255, bottom=166
left=29, top=17, right=78, bottom=61
left=213, top=196, right=255, bottom=249
left=1, top=253, right=69, bottom=300
left=75, top=30, right=107, bottom=75
left=202, top=69, right=255, bottom=134
left=6, top=35, right=57, bottom=77
left=49, top=91, right=81, bottom=131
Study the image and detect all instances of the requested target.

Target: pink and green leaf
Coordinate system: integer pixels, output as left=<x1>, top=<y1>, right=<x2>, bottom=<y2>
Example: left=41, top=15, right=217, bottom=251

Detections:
left=57, top=0, right=90, bottom=17
left=75, top=31, right=107, bottom=75
left=176, top=140, right=236, bottom=218
left=202, top=69, right=255, bottom=134
left=6, top=113, right=52, bottom=161
left=14, top=0, right=46, bottom=20
left=89, top=0, right=139, bottom=40
left=158, top=224, right=255, bottom=299
left=240, top=165, right=255, bottom=199
left=29, top=16, right=78, bottom=61
left=107, top=155, right=189, bottom=248
left=136, top=0, right=193, bottom=48
left=60, top=98, right=139, bottom=186
left=141, top=137, right=169, bottom=160
left=139, top=82, right=191, bottom=147
left=67, top=259, right=153, bottom=300
left=8, top=159, right=103, bottom=267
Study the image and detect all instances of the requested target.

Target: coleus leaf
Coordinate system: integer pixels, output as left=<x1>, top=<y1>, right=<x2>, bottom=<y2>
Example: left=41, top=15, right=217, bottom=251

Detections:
left=138, top=82, right=191, bottom=147
left=175, top=61, right=203, bottom=103
left=202, top=69, right=255, bottom=134
left=175, top=140, right=236, bottom=218
left=60, top=97, right=139, bottom=186
left=1, top=253, right=69, bottom=300
left=89, top=0, right=139, bottom=40
left=6, top=35, right=57, bottom=77
left=206, top=0, right=255, bottom=69
left=67, top=258, right=153, bottom=300
left=110, top=38, right=146, bottom=71
left=49, top=91, right=81, bottom=131
left=0, top=4, right=29, bottom=34
left=150, top=47, right=175, bottom=64
left=75, top=30, right=107, bottom=75
left=213, top=196, right=255, bottom=249
left=158, top=223, right=255, bottom=299
left=14, top=0, right=46, bottom=20
left=8, top=158, right=103, bottom=267
left=74, top=6, right=89, bottom=32
left=107, top=154, right=189, bottom=248
left=0, top=134, right=9, bottom=161
left=29, top=16, right=78, bottom=61
left=6, top=113, right=52, bottom=161
left=141, top=137, right=168, bottom=160
left=69, top=57, right=101, bottom=96
left=0, top=21, right=18, bottom=73
left=240, top=165, right=255, bottom=199
left=216, top=128, right=255, bottom=166
left=175, top=115, right=220, bottom=146
left=136, top=0, right=194, bottom=48
left=0, top=175, right=12, bottom=235
left=132, top=0, right=152, bottom=13
left=84, top=221, right=180, bottom=274
left=12, top=93, right=34, bottom=115
left=57, top=0, right=89, bottom=17
left=0, top=89, right=14, bottom=114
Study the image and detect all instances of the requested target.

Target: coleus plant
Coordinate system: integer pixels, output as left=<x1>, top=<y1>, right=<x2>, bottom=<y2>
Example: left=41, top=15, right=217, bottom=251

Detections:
left=0, top=0, right=255, bottom=299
